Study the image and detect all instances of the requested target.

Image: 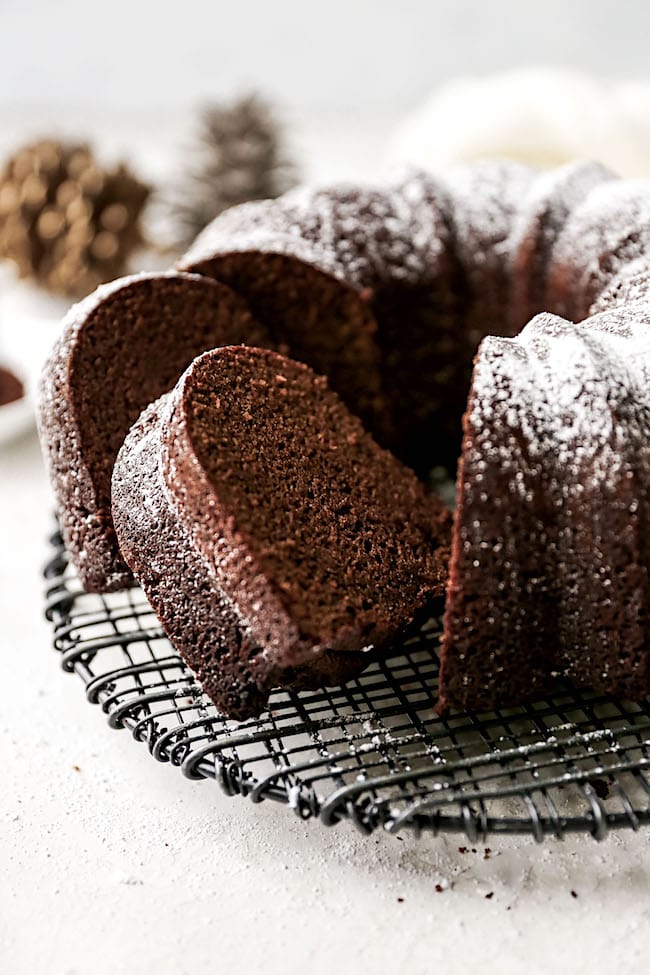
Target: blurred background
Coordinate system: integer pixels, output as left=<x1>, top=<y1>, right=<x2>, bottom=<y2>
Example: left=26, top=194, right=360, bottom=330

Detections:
left=3, top=0, right=650, bottom=438
left=4, top=1, right=650, bottom=119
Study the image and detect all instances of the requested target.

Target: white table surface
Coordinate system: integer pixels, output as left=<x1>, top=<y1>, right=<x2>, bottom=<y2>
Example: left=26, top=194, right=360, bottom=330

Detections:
left=1, top=112, right=649, bottom=975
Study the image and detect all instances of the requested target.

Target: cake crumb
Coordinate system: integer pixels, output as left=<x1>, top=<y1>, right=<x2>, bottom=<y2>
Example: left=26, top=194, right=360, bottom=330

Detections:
left=484, top=847, right=492, bottom=859
left=590, top=777, right=610, bottom=799
left=571, top=890, right=579, bottom=898
left=435, top=884, right=444, bottom=893
left=485, top=892, right=494, bottom=900
left=72, top=765, right=81, bottom=772
left=397, top=897, right=404, bottom=903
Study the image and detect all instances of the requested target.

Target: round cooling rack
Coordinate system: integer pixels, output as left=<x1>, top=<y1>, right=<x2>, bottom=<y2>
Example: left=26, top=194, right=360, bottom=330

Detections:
left=43, top=529, right=650, bottom=843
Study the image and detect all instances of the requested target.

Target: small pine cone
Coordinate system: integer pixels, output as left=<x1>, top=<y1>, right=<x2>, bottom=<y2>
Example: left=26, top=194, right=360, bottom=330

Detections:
left=0, top=139, right=150, bottom=298
left=172, top=93, right=298, bottom=249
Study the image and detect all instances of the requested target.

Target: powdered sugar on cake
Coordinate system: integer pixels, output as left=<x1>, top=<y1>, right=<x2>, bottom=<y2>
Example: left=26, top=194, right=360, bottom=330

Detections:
left=548, top=179, right=650, bottom=319
left=183, top=173, right=452, bottom=290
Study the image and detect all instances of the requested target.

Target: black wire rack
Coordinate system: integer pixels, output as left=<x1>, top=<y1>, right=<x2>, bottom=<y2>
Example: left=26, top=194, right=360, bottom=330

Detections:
left=43, top=529, right=650, bottom=843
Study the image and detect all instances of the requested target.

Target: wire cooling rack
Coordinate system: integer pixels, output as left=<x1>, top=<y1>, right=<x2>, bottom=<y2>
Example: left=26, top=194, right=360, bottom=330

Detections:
left=43, top=529, right=650, bottom=843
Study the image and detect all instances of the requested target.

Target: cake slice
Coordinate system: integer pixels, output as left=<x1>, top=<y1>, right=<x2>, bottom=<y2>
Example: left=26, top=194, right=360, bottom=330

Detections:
left=37, top=271, right=270, bottom=592
left=178, top=175, right=461, bottom=474
left=112, top=346, right=451, bottom=719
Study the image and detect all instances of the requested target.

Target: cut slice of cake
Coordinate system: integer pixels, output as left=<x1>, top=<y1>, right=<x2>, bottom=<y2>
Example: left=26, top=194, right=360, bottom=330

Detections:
left=38, top=271, right=270, bottom=592
left=112, top=346, right=451, bottom=719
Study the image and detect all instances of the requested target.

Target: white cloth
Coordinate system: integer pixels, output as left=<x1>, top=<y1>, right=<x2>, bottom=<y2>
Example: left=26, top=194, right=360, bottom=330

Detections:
left=390, top=68, right=650, bottom=178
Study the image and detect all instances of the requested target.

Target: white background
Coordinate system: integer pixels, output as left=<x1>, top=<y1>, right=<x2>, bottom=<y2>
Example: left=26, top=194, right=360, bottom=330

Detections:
left=1, top=0, right=650, bottom=116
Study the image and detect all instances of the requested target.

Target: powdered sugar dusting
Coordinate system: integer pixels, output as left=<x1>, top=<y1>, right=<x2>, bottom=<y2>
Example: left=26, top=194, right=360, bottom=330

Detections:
left=508, top=160, right=615, bottom=327
left=441, top=160, right=538, bottom=335
left=444, top=160, right=537, bottom=273
left=548, top=179, right=650, bottom=320
left=470, top=308, right=650, bottom=479
left=591, top=255, right=650, bottom=314
left=181, top=171, right=456, bottom=291
left=443, top=302, right=650, bottom=709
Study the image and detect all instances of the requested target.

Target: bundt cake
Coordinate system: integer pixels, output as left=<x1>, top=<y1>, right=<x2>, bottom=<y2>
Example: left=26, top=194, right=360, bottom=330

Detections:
left=38, top=157, right=650, bottom=718
left=111, top=347, right=451, bottom=718
left=443, top=160, right=537, bottom=343
left=37, top=271, right=270, bottom=592
left=440, top=307, right=650, bottom=711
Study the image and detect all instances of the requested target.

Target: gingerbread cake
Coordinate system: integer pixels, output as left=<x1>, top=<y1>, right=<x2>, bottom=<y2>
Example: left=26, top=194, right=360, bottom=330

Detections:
left=111, top=347, right=451, bottom=718
left=38, top=157, right=650, bottom=717
left=37, top=271, right=270, bottom=592
left=440, top=307, right=650, bottom=710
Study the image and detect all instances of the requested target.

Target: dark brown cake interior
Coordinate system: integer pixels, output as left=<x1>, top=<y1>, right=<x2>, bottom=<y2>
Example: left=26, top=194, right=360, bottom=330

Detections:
left=182, top=173, right=536, bottom=479
left=180, top=346, right=451, bottom=648
left=69, top=276, right=269, bottom=542
left=0, top=365, right=24, bottom=406
left=371, top=278, right=473, bottom=474
left=185, top=252, right=488, bottom=477
left=185, top=252, right=392, bottom=445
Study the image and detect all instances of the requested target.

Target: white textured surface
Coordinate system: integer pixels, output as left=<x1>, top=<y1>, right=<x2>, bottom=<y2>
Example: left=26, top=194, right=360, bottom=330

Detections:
left=2, top=405, right=649, bottom=975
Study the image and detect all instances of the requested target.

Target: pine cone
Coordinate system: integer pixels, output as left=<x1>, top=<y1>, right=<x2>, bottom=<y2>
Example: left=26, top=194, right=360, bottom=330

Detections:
left=0, top=139, right=150, bottom=298
left=172, top=93, right=298, bottom=249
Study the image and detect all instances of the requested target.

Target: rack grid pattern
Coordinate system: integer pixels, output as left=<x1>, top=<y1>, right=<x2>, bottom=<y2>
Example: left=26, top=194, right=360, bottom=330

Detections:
left=44, top=530, right=650, bottom=842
